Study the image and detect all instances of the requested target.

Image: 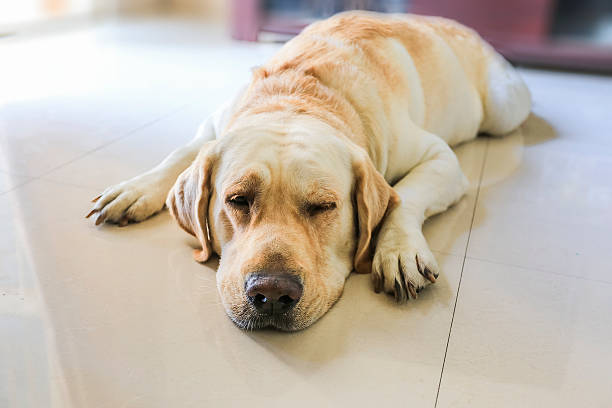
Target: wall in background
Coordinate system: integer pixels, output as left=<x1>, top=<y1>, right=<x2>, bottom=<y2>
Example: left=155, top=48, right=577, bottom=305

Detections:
left=0, top=0, right=108, bottom=27
left=166, top=0, right=228, bottom=20
left=0, top=0, right=188, bottom=34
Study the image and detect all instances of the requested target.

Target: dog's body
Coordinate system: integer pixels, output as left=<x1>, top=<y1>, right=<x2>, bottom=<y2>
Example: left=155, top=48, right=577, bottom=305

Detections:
left=88, top=12, right=530, bottom=330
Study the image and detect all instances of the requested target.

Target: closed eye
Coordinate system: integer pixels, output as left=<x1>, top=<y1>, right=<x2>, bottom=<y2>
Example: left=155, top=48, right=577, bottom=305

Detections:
left=305, top=202, right=337, bottom=217
left=227, top=195, right=250, bottom=209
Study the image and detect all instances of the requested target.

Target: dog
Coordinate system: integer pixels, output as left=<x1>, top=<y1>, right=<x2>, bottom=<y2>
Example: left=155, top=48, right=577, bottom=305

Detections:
left=86, top=12, right=530, bottom=331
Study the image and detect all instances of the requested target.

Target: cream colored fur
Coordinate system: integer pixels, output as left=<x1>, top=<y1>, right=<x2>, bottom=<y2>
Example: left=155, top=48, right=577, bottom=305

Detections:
left=87, top=12, right=531, bottom=330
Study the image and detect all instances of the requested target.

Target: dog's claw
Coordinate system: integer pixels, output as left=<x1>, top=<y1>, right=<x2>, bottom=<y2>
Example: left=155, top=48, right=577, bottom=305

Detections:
left=424, top=268, right=437, bottom=283
left=95, top=213, right=107, bottom=226
left=91, top=194, right=102, bottom=203
left=372, top=273, right=382, bottom=293
left=118, top=215, right=129, bottom=227
left=416, top=254, right=437, bottom=283
left=85, top=209, right=97, bottom=219
left=393, top=279, right=403, bottom=302
left=407, top=282, right=417, bottom=299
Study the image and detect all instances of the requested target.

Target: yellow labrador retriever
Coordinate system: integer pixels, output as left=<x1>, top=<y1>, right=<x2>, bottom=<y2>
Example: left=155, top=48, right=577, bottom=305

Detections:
left=87, top=12, right=530, bottom=330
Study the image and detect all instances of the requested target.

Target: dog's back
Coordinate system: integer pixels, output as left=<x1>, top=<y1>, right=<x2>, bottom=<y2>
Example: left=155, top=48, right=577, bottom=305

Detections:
left=262, top=11, right=530, bottom=146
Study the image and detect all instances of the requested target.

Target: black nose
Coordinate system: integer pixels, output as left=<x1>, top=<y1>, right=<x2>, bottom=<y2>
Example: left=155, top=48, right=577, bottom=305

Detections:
left=245, top=274, right=303, bottom=315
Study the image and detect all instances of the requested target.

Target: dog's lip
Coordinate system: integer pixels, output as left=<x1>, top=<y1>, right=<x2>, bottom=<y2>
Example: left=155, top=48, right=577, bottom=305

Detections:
left=231, top=311, right=300, bottom=331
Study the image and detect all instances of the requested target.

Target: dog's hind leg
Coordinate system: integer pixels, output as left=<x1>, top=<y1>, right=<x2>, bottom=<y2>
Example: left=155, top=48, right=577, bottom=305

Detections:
left=86, top=112, right=218, bottom=226
left=479, top=52, right=531, bottom=136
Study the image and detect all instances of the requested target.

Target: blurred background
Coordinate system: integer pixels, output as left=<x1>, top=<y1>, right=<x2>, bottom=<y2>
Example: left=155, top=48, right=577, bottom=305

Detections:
left=1, top=0, right=612, bottom=71
left=239, top=0, right=612, bottom=72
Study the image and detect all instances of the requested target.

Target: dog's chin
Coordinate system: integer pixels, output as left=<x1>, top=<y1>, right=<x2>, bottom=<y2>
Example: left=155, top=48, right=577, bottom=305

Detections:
left=225, top=306, right=316, bottom=332
left=229, top=313, right=306, bottom=332
left=234, top=317, right=290, bottom=331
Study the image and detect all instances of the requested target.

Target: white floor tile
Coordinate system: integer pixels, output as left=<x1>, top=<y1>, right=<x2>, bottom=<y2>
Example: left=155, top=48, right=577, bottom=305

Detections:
left=0, top=171, right=31, bottom=194
left=0, top=114, right=117, bottom=177
left=41, top=102, right=215, bottom=190
left=520, top=68, right=612, bottom=149
left=437, top=258, right=612, bottom=407
left=0, top=18, right=280, bottom=178
left=468, top=123, right=612, bottom=282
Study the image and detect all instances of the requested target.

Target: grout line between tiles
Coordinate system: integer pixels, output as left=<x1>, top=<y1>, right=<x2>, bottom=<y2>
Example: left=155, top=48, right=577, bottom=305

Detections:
left=0, top=104, right=181, bottom=196
left=434, top=137, right=489, bottom=408
left=464, top=255, right=612, bottom=286
left=0, top=176, right=38, bottom=197
left=36, top=101, right=195, bottom=180
left=0, top=174, right=106, bottom=198
left=26, top=177, right=100, bottom=192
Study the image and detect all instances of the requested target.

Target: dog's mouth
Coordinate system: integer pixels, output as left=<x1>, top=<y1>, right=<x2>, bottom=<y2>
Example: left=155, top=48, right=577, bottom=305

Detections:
left=225, top=299, right=311, bottom=331
left=230, top=309, right=304, bottom=331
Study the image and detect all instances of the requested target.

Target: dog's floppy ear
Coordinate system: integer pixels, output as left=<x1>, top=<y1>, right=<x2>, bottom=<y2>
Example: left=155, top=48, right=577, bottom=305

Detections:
left=167, top=141, right=218, bottom=263
left=352, top=149, right=400, bottom=274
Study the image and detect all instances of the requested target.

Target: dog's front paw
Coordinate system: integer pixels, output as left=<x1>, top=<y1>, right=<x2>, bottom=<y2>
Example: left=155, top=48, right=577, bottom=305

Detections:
left=372, top=230, right=439, bottom=302
left=85, top=173, right=170, bottom=226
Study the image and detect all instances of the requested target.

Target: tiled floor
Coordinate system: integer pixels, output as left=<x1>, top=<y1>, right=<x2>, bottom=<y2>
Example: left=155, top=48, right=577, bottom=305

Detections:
left=1, top=16, right=611, bottom=408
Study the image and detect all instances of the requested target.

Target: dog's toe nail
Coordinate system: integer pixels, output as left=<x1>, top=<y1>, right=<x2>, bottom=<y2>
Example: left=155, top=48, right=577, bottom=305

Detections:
left=415, top=254, right=423, bottom=274
left=95, top=213, right=107, bottom=226
left=118, top=216, right=129, bottom=227
left=393, top=280, right=400, bottom=300
left=85, top=209, right=97, bottom=218
left=424, top=268, right=437, bottom=283
left=407, top=282, right=417, bottom=299
left=91, top=194, right=102, bottom=203
left=373, top=274, right=382, bottom=293
left=394, top=279, right=405, bottom=302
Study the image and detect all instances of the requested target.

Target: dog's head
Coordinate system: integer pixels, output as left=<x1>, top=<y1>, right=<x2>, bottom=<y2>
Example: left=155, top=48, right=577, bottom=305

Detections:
left=167, top=114, right=398, bottom=330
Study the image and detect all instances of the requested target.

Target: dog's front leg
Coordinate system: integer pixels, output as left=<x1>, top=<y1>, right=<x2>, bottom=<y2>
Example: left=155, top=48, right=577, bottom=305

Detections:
left=372, top=131, right=468, bottom=301
left=86, top=114, right=217, bottom=226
